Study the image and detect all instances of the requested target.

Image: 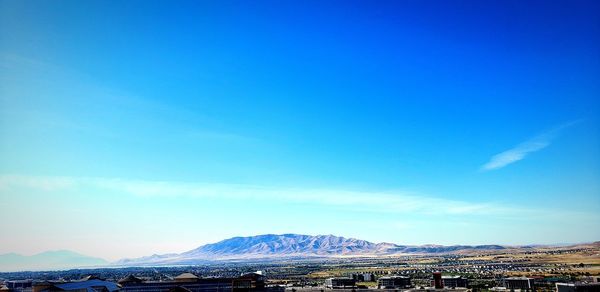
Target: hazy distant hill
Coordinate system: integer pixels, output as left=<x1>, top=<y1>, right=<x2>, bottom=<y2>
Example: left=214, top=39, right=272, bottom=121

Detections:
left=0, top=250, right=108, bottom=272
left=114, top=233, right=508, bottom=266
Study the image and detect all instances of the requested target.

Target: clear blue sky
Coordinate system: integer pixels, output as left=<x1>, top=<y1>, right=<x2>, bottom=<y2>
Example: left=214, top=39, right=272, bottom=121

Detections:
left=0, top=0, right=599, bottom=261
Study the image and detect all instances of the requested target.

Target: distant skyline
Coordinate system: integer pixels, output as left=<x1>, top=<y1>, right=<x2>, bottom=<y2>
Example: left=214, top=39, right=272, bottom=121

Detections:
left=1, top=0, right=599, bottom=261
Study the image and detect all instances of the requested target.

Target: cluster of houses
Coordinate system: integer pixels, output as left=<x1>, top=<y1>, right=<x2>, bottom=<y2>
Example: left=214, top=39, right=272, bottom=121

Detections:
left=317, top=273, right=600, bottom=292
left=321, top=273, right=470, bottom=291
left=1, top=272, right=269, bottom=292
left=2, top=272, right=600, bottom=292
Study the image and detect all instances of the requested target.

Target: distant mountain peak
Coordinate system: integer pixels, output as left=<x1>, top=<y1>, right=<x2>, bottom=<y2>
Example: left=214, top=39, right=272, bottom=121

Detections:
left=0, top=250, right=108, bottom=272
left=113, top=233, right=512, bottom=267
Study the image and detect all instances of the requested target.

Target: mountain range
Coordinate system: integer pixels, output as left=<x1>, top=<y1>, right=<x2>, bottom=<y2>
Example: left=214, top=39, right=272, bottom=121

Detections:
left=0, top=250, right=108, bottom=272
left=7, top=234, right=588, bottom=271
left=114, top=233, right=507, bottom=266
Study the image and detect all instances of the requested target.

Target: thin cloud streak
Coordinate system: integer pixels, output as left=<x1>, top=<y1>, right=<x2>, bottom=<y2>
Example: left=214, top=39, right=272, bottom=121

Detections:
left=481, top=120, right=580, bottom=171
left=1, top=174, right=504, bottom=216
left=2, top=174, right=598, bottom=250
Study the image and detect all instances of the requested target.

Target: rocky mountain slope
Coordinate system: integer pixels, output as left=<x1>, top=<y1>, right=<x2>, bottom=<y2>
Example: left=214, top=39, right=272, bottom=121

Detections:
left=115, top=233, right=507, bottom=266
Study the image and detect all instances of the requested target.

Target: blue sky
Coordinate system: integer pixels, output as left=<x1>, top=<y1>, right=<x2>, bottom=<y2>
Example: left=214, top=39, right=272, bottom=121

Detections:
left=0, top=0, right=599, bottom=261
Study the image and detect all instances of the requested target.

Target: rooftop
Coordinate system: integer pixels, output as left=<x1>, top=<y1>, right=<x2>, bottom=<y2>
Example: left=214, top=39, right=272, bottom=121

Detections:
left=174, top=273, right=199, bottom=280
left=442, top=276, right=464, bottom=279
left=52, top=279, right=119, bottom=292
left=379, top=276, right=410, bottom=279
left=118, top=275, right=144, bottom=284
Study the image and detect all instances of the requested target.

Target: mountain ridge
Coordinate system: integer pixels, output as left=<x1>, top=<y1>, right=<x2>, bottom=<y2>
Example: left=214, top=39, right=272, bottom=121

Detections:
left=114, top=233, right=510, bottom=266
left=0, top=250, right=108, bottom=272
left=4, top=235, right=597, bottom=270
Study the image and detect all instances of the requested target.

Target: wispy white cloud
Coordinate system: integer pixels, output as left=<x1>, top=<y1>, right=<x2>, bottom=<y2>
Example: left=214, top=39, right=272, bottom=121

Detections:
left=481, top=120, right=580, bottom=171
left=0, top=174, right=504, bottom=216
left=0, top=175, right=76, bottom=191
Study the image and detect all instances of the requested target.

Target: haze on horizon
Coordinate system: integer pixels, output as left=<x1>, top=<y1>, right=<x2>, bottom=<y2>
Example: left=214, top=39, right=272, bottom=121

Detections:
left=0, top=0, right=599, bottom=262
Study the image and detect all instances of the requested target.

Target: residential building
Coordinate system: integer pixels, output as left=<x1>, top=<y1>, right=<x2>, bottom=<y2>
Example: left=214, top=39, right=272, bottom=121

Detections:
left=32, top=277, right=119, bottom=292
left=119, top=272, right=266, bottom=292
left=504, top=277, right=535, bottom=290
left=378, top=276, right=411, bottom=289
left=556, top=283, right=600, bottom=292
left=5, top=280, right=33, bottom=292
left=441, top=276, right=468, bottom=288
left=324, top=278, right=355, bottom=289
